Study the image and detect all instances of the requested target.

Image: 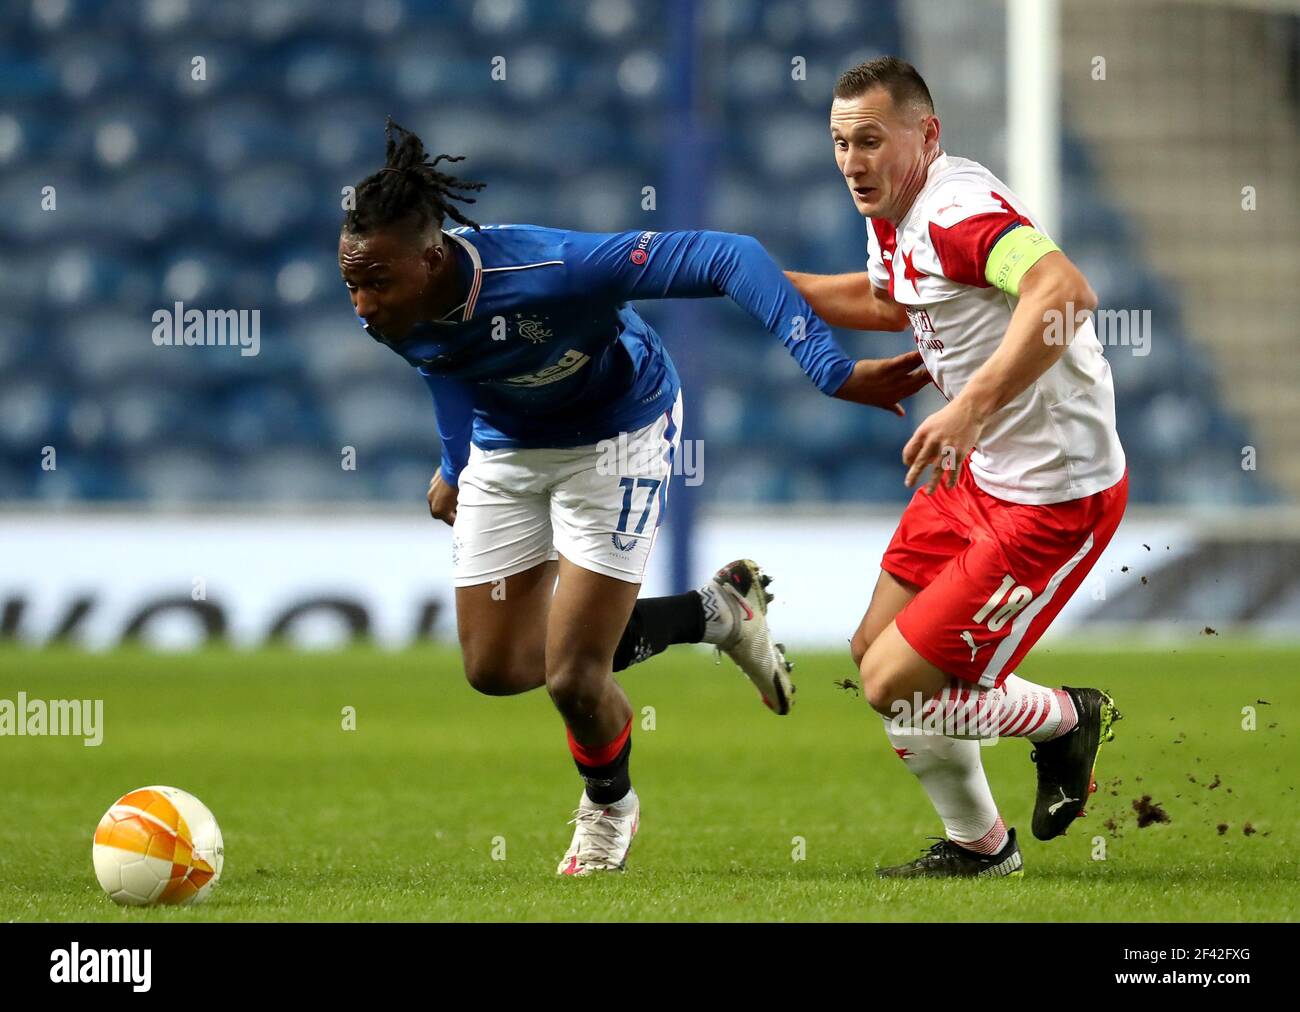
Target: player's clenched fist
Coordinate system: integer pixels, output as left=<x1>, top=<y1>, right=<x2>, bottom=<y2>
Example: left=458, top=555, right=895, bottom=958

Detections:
left=427, top=471, right=458, bottom=525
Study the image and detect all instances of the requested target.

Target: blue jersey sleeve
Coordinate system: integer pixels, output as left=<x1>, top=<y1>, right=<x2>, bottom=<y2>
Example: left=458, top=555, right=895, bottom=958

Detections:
left=560, top=229, right=855, bottom=395
left=419, top=368, right=474, bottom=485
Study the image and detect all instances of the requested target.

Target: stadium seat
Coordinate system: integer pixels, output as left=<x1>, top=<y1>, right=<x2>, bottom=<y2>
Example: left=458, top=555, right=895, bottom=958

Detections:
left=0, top=0, right=1272, bottom=506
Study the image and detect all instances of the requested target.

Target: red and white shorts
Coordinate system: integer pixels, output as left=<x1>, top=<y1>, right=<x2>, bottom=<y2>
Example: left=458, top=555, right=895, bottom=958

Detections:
left=882, top=466, right=1128, bottom=688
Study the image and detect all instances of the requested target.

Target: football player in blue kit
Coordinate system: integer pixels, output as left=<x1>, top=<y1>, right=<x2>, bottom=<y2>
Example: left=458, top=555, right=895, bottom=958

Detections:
left=338, top=120, right=929, bottom=875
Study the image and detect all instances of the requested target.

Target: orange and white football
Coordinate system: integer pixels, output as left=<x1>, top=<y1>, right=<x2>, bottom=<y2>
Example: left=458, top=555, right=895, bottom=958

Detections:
left=92, top=786, right=224, bottom=906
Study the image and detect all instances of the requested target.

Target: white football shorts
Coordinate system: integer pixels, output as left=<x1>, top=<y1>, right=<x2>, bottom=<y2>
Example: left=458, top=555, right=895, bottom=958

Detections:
left=451, top=392, right=683, bottom=586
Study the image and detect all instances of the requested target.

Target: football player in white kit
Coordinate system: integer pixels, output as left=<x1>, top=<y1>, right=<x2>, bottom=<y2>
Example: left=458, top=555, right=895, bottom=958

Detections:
left=787, top=57, right=1129, bottom=877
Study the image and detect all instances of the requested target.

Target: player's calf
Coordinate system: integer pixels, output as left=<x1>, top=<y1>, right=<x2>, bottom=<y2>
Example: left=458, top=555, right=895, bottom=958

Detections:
left=866, top=635, right=1123, bottom=844
left=862, top=625, right=1087, bottom=746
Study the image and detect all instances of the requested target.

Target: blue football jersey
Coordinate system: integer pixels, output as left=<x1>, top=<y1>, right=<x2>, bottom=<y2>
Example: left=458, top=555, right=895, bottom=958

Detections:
left=359, top=225, right=855, bottom=483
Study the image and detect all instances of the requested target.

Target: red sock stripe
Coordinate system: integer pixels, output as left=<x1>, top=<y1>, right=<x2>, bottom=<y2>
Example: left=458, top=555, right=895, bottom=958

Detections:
left=954, top=815, right=1008, bottom=856
left=1021, top=694, right=1054, bottom=736
left=1052, top=689, right=1079, bottom=737
left=911, top=685, right=1068, bottom=740
left=567, top=718, right=632, bottom=768
left=1003, top=693, right=1040, bottom=737
left=993, top=692, right=1023, bottom=734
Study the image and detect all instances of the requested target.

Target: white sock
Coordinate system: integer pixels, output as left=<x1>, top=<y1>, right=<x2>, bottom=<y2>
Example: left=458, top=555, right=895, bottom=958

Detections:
left=913, top=673, right=1078, bottom=742
left=881, top=716, right=1008, bottom=854
left=696, top=583, right=737, bottom=645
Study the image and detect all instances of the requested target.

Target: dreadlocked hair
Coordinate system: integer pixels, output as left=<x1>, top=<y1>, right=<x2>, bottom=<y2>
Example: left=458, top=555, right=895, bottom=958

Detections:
left=343, top=116, right=484, bottom=236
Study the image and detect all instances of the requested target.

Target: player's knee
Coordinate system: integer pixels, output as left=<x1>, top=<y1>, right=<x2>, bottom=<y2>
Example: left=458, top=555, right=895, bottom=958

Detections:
left=860, top=653, right=907, bottom=716
left=545, top=658, right=606, bottom=715
left=462, top=665, right=512, bottom=696
left=461, top=653, right=522, bottom=696
left=862, top=675, right=896, bottom=715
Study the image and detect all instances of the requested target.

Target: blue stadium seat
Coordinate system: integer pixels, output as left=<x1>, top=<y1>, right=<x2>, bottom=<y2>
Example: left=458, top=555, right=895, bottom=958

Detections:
left=321, top=380, right=440, bottom=452
left=0, top=0, right=1273, bottom=506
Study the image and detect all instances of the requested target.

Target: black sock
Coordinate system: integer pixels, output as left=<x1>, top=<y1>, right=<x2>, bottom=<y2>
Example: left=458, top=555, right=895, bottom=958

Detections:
left=611, top=591, right=706, bottom=672
left=575, top=735, right=633, bottom=806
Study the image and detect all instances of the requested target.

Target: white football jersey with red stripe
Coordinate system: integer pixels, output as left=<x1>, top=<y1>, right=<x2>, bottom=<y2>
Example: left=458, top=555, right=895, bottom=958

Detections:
left=866, top=153, right=1126, bottom=505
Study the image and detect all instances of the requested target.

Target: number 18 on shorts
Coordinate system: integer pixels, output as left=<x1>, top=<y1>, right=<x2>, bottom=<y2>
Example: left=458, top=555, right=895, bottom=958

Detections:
left=887, top=467, right=1129, bottom=687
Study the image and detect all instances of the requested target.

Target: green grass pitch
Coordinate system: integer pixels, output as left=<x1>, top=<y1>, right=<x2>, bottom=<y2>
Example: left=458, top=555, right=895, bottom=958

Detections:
left=1, top=641, right=1295, bottom=921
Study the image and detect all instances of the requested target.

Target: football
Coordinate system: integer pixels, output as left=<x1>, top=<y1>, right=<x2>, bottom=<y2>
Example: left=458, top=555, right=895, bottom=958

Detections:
left=92, top=786, right=224, bottom=906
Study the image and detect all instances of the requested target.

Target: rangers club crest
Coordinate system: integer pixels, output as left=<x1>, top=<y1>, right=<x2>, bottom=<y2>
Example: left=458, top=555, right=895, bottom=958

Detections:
left=514, top=313, right=552, bottom=344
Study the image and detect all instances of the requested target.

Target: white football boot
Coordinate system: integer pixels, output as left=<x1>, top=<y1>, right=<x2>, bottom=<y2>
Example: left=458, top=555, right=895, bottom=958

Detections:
left=708, top=559, right=795, bottom=714
left=556, top=789, right=640, bottom=876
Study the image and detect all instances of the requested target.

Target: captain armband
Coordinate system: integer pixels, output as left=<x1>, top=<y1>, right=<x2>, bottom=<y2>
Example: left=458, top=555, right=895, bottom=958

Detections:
left=984, top=226, right=1060, bottom=296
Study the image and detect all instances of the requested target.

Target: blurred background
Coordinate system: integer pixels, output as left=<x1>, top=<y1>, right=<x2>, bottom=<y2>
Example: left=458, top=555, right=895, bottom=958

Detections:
left=2, top=0, right=1299, bottom=649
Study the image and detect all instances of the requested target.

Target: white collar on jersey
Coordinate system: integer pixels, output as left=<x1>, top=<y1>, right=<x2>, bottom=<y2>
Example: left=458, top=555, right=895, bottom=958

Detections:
left=437, top=230, right=484, bottom=323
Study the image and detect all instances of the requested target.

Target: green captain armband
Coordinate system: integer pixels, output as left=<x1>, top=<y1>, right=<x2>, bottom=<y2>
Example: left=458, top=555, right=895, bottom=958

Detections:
left=984, top=227, right=1060, bottom=296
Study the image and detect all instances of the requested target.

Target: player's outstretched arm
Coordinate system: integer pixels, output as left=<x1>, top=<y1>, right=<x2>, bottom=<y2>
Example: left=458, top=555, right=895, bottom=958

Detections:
left=562, top=228, right=925, bottom=413
left=782, top=270, right=910, bottom=332
left=564, top=228, right=852, bottom=393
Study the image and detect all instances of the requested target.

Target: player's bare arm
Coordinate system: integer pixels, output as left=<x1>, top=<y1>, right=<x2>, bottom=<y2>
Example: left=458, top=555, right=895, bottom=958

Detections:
left=902, top=250, right=1097, bottom=491
left=956, top=251, right=1097, bottom=420
left=783, top=270, right=910, bottom=331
